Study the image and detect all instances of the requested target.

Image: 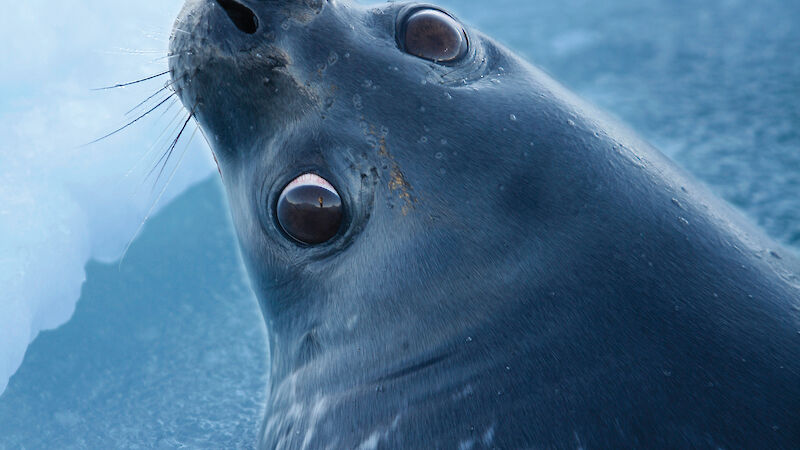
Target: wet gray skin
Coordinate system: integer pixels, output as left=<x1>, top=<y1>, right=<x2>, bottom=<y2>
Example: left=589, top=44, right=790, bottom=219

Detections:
left=168, top=0, right=800, bottom=447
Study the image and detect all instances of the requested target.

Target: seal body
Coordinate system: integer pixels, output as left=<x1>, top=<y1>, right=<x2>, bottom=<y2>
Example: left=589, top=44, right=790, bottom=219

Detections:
left=169, top=0, right=800, bottom=447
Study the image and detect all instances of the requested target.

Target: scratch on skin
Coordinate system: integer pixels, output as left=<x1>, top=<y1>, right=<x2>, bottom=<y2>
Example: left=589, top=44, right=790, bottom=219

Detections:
left=365, top=121, right=416, bottom=215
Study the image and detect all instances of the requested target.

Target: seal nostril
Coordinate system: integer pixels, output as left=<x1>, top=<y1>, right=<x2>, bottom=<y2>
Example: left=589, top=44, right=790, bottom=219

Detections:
left=215, top=0, right=259, bottom=34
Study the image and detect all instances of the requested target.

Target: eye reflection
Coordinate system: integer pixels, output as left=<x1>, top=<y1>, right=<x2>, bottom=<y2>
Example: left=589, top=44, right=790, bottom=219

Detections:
left=276, top=173, right=343, bottom=245
left=402, top=9, right=468, bottom=62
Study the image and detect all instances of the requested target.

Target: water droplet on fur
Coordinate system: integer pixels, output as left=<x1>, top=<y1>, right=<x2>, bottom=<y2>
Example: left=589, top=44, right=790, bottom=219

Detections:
left=435, top=152, right=444, bottom=160
left=509, top=114, right=517, bottom=121
left=328, top=52, right=339, bottom=65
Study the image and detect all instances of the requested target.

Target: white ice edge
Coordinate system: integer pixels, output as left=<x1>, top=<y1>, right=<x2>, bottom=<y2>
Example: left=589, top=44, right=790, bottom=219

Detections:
left=0, top=0, right=215, bottom=395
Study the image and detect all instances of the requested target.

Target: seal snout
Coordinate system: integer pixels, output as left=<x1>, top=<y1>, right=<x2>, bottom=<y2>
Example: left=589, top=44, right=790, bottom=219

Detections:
left=214, top=0, right=259, bottom=34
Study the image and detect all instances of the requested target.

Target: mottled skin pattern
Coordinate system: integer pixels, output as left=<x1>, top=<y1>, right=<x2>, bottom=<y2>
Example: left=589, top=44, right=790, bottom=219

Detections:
left=168, top=0, right=800, bottom=448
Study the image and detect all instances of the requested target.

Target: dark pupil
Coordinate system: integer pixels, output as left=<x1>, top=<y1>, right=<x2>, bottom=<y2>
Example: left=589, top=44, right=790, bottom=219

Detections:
left=404, top=9, right=465, bottom=62
left=277, top=184, right=343, bottom=245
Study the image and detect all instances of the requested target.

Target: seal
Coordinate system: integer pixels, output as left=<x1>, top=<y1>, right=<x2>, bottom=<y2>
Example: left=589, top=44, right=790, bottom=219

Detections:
left=168, top=0, right=800, bottom=447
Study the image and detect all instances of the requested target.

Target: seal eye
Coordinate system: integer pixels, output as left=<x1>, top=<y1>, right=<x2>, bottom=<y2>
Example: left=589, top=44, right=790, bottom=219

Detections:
left=401, top=9, right=468, bottom=63
left=277, top=174, right=343, bottom=245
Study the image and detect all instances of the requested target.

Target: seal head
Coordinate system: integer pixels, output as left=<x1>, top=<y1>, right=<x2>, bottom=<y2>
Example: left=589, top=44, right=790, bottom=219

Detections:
left=170, top=1, right=800, bottom=447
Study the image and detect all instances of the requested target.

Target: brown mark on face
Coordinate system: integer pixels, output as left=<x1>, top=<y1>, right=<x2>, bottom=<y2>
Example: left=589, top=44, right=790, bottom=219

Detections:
left=364, top=121, right=416, bottom=215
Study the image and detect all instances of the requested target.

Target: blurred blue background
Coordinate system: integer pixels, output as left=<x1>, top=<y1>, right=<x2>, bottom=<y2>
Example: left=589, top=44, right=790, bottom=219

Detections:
left=1, top=0, right=799, bottom=447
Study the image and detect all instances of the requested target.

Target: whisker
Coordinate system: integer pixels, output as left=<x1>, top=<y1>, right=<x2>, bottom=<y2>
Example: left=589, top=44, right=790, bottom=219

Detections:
left=153, top=53, right=190, bottom=62
left=121, top=98, right=185, bottom=184
left=92, top=70, right=169, bottom=91
left=119, top=122, right=199, bottom=269
left=196, top=117, right=212, bottom=148
left=125, top=81, right=176, bottom=116
left=149, top=114, right=192, bottom=186
left=86, top=93, right=175, bottom=145
left=142, top=108, right=192, bottom=184
left=141, top=29, right=172, bottom=38
left=149, top=106, right=196, bottom=187
left=194, top=120, right=222, bottom=179
left=100, top=48, right=167, bottom=55
left=154, top=96, right=182, bottom=122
